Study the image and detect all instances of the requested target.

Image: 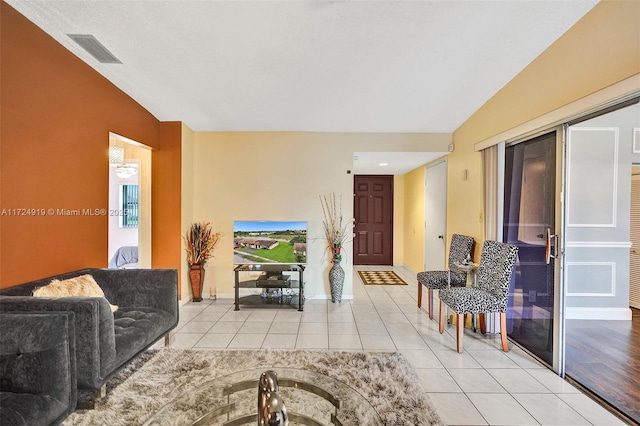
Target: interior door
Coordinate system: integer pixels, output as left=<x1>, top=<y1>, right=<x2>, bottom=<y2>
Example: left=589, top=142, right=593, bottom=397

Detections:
left=503, top=131, right=558, bottom=367
left=424, top=161, right=447, bottom=271
left=353, top=175, right=393, bottom=265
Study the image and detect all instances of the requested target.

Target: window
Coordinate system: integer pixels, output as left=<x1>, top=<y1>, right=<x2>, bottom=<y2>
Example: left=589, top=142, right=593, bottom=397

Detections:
left=120, top=185, right=138, bottom=228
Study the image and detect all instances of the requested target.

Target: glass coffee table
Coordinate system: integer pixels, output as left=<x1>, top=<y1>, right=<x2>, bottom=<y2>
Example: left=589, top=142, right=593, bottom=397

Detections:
left=143, top=368, right=383, bottom=426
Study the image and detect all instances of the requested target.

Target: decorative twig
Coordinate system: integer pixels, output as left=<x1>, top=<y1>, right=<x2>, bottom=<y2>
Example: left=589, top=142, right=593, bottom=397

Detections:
left=184, top=222, right=221, bottom=265
left=320, top=193, right=352, bottom=262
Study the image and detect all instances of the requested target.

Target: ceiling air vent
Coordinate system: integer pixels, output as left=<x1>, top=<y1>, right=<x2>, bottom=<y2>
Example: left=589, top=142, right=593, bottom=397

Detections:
left=67, top=34, right=122, bottom=64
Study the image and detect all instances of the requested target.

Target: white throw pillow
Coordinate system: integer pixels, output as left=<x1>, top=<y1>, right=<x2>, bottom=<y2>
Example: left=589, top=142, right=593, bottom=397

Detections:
left=32, top=274, right=119, bottom=312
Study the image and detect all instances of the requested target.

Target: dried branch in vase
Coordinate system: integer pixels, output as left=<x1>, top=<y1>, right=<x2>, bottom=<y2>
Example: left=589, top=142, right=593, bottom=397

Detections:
left=184, top=222, right=221, bottom=265
left=320, top=193, right=353, bottom=262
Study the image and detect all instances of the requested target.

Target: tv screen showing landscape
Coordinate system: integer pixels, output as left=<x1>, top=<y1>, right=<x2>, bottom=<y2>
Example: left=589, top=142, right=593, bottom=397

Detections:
left=233, top=221, right=307, bottom=265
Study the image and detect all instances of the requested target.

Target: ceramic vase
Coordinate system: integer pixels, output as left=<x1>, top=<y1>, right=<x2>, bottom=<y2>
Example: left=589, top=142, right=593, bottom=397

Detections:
left=188, top=263, right=205, bottom=302
left=329, top=259, right=345, bottom=303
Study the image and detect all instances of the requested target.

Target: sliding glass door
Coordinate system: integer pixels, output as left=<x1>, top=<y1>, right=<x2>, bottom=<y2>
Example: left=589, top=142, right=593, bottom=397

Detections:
left=562, top=102, right=640, bottom=423
left=503, top=131, right=559, bottom=367
left=497, top=100, right=639, bottom=421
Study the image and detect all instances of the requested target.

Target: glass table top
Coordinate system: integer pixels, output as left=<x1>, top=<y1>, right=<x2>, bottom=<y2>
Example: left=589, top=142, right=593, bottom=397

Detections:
left=143, top=367, right=383, bottom=426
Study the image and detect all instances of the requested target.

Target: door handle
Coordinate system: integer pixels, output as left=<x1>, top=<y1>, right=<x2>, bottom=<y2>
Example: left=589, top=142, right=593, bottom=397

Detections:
left=438, top=235, right=444, bottom=240
left=545, top=228, right=559, bottom=264
left=545, top=229, right=551, bottom=264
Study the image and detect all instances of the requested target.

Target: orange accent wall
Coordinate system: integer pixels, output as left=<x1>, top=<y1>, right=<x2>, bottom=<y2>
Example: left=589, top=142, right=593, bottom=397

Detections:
left=0, top=2, right=181, bottom=288
left=153, top=122, right=183, bottom=297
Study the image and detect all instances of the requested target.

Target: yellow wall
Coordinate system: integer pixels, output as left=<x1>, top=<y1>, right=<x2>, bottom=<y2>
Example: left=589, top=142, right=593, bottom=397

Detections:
left=136, top=145, right=152, bottom=269
left=445, top=145, right=485, bottom=261
left=448, top=0, right=640, bottom=255
left=393, top=175, right=405, bottom=265
left=402, top=165, right=426, bottom=272
left=189, top=131, right=449, bottom=299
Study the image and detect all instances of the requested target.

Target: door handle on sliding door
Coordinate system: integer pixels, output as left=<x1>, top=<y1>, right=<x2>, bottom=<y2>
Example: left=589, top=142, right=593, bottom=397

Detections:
left=545, top=228, right=559, bottom=264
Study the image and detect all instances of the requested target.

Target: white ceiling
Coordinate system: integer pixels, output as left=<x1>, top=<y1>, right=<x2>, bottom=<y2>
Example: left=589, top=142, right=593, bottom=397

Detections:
left=353, top=151, right=446, bottom=175
left=8, top=0, right=598, bottom=135
left=10, top=0, right=598, bottom=175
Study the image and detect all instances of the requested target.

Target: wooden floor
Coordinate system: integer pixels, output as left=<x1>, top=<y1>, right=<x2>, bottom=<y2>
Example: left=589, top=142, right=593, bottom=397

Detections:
left=565, top=309, right=640, bottom=424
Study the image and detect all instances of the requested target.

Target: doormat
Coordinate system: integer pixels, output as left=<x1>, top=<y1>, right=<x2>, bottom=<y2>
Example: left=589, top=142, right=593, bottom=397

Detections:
left=358, top=270, right=407, bottom=285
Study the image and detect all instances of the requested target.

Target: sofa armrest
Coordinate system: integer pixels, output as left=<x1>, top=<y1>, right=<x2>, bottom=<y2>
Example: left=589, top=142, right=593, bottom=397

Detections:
left=91, top=269, right=179, bottom=322
left=0, top=296, right=116, bottom=391
left=0, top=312, right=77, bottom=426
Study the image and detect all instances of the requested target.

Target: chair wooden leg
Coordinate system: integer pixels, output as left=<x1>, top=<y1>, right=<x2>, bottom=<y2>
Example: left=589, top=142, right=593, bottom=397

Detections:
left=439, top=300, right=445, bottom=334
left=464, top=314, right=472, bottom=329
left=428, top=289, right=434, bottom=319
left=500, top=312, right=509, bottom=352
left=456, top=313, right=464, bottom=353
left=417, top=283, right=422, bottom=308
left=479, top=313, right=486, bottom=334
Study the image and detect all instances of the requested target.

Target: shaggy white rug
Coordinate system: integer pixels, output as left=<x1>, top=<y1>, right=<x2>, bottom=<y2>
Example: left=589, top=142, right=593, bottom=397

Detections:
left=63, top=349, right=444, bottom=426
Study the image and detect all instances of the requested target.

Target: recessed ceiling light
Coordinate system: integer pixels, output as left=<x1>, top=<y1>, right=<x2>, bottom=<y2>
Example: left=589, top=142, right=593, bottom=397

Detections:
left=379, top=163, right=388, bottom=166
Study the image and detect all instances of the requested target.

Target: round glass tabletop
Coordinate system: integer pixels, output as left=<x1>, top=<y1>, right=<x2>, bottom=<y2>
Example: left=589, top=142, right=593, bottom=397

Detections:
left=143, top=367, right=383, bottom=426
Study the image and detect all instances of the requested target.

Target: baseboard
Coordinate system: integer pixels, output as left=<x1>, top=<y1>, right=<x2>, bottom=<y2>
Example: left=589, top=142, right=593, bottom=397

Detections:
left=565, top=307, right=632, bottom=320
left=304, top=294, right=353, bottom=300
left=180, top=294, right=218, bottom=304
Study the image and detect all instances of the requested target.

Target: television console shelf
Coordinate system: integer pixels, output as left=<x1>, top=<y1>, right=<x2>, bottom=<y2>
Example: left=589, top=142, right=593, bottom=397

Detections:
left=234, top=264, right=305, bottom=311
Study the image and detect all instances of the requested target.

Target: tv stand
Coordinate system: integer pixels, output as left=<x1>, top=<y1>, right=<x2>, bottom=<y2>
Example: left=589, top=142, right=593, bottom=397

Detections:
left=234, top=264, right=305, bottom=311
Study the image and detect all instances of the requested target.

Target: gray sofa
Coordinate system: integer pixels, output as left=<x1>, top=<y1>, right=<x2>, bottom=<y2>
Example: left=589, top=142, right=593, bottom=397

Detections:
left=0, top=312, right=77, bottom=426
left=0, top=268, right=179, bottom=407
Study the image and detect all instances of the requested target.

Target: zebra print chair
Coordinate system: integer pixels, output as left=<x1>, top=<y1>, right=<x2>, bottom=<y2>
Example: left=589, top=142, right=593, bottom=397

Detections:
left=417, top=234, right=474, bottom=319
left=438, top=240, right=519, bottom=353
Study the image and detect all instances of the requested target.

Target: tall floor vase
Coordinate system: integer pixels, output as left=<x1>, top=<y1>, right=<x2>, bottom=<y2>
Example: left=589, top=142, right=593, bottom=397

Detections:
left=329, top=259, right=345, bottom=303
left=188, top=263, right=205, bottom=302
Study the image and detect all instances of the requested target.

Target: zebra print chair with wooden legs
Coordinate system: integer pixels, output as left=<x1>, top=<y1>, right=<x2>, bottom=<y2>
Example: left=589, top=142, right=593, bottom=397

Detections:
left=417, top=234, right=474, bottom=319
left=438, top=240, right=519, bottom=353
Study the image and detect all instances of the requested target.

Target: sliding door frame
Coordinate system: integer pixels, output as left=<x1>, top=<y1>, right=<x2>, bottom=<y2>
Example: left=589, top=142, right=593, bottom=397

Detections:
left=501, top=98, right=640, bottom=376
left=503, top=126, right=564, bottom=373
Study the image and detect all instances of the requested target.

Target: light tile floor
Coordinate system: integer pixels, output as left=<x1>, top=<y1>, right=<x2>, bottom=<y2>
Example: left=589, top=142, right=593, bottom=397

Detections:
left=163, top=265, right=627, bottom=426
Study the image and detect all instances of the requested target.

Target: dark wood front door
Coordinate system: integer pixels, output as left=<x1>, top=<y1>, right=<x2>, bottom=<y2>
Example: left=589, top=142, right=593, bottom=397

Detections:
left=353, top=175, right=393, bottom=265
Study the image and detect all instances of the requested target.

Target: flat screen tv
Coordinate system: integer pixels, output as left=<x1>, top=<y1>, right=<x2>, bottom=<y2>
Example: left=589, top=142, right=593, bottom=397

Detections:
left=233, top=221, right=307, bottom=265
